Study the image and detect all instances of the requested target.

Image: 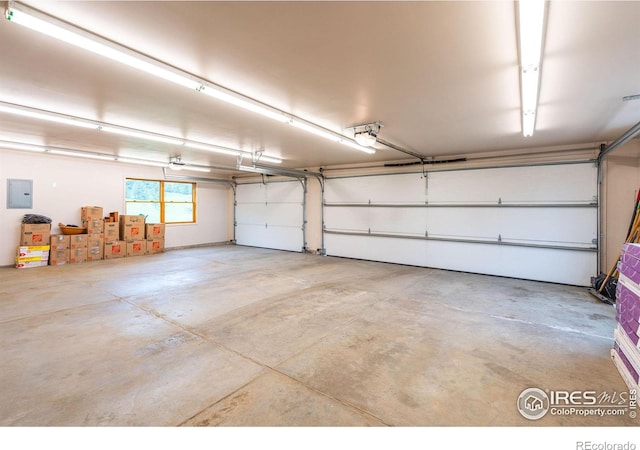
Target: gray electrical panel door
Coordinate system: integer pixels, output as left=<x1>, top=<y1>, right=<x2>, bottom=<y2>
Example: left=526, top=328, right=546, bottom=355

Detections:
left=7, top=179, right=33, bottom=209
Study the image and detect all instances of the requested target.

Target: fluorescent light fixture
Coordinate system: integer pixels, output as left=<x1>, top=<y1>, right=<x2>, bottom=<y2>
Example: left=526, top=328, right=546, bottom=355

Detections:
left=289, top=119, right=375, bottom=154
left=168, top=164, right=211, bottom=173
left=518, top=0, right=546, bottom=67
left=338, top=139, right=376, bottom=154
left=5, top=1, right=373, bottom=156
left=5, top=2, right=201, bottom=91
left=517, top=0, right=547, bottom=137
left=46, top=149, right=116, bottom=161
left=522, top=112, right=536, bottom=138
left=100, top=126, right=184, bottom=146
left=117, top=157, right=169, bottom=168
left=0, top=103, right=96, bottom=129
left=289, top=119, right=341, bottom=142
left=183, top=141, right=240, bottom=157
left=200, top=85, right=289, bottom=123
left=0, top=139, right=45, bottom=152
left=0, top=100, right=284, bottom=162
left=0, top=138, right=189, bottom=168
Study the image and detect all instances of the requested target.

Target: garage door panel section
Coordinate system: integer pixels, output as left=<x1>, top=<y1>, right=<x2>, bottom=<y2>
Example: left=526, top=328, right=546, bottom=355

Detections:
left=267, top=204, right=303, bottom=227
left=425, top=207, right=597, bottom=245
left=325, top=234, right=595, bottom=286
left=236, top=203, right=268, bottom=225
left=324, top=207, right=371, bottom=231
left=426, top=164, right=596, bottom=204
left=325, top=173, right=426, bottom=204
left=236, top=183, right=266, bottom=203
left=235, top=181, right=304, bottom=252
left=266, top=181, right=304, bottom=203
left=369, top=208, right=428, bottom=235
left=324, top=163, right=597, bottom=285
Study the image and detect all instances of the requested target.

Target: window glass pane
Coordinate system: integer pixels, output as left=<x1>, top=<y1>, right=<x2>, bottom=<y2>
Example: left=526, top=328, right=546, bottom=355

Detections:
left=165, top=203, right=193, bottom=223
left=164, top=182, right=193, bottom=202
left=125, top=202, right=160, bottom=223
left=126, top=179, right=160, bottom=201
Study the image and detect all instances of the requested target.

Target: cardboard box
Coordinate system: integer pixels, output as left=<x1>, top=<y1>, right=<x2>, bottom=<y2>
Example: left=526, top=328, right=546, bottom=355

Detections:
left=121, top=215, right=145, bottom=225
left=17, top=245, right=50, bottom=257
left=104, top=222, right=119, bottom=241
left=120, top=215, right=145, bottom=240
left=87, top=237, right=104, bottom=261
left=81, top=206, right=104, bottom=222
left=126, top=239, right=147, bottom=257
left=49, top=249, right=70, bottom=266
left=15, top=260, right=48, bottom=269
left=20, top=223, right=51, bottom=246
left=69, top=247, right=88, bottom=264
left=145, top=223, right=165, bottom=239
left=50, top=234, right=70, bottom=250
left=69, top=234, right=88, bottom=249
left=104, top=240, right=125, bottom=259
left=16, top=255, right=49, bottom=263
left=146, top=238, right=165, bottom=254
left=83, top=219, right=105, bottom=236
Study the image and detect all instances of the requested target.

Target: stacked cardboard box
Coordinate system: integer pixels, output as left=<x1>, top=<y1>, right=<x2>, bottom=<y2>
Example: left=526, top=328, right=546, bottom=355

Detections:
left=84, top=219, right=104, bottom=236
left=611, top=243, right=640, bottom=392
left=81, top=206, right=105, bottom=262
left=120, top=215, right=146, bottom=257
left=16, top=224, right=51, bottom=269
left=81, top=206, right=103, bottom=222
left=16, top=245, right=50, bottom=269
left=145, top=223, right=165, bottom=254
left=104, top=240, right=125, bottom=259
left=126, top=239, right=146, bottom=257
left=20, top=223, right=51, bottom=247
left=49, top=235, right=70, bottom=266
left=69, top=234, right=88, bottom=264
left=104, top=222, right=119, bottom=241
left=87, top=236, right=104, bottom=261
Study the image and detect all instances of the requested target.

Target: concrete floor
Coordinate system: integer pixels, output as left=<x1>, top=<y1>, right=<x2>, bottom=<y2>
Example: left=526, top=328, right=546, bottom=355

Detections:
left=0, top=245, right=634, bottom=426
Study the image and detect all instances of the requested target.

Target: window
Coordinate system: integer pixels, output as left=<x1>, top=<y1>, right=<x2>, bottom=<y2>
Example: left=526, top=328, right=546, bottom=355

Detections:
left=125, top=178, right=196, bottom=223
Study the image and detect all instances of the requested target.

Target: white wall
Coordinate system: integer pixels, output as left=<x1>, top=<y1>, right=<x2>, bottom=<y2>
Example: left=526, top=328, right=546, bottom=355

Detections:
left=0, top=148, right=230, bottom=266
left=601, top=140, right=640, bottom=272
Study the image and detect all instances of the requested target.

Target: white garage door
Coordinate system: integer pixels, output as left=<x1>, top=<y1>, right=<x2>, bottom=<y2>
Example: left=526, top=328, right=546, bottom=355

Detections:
left=235, top=180, right=305, bottom=252
left=324, top=163, right=598, bottom=285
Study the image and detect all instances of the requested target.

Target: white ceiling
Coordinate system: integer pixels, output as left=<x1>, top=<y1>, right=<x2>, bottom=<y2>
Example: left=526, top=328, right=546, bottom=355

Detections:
left=1, top=0, right=639, bottom=172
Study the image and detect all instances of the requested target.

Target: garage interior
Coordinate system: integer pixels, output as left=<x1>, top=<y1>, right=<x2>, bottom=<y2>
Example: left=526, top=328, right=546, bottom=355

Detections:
left=1, top=0, right=640, bottom=429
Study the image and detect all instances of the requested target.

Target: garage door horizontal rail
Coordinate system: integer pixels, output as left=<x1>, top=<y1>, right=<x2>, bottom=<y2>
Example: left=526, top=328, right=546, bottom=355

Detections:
left=324, top=229, right=597, bottom=252
left=324, top=202, right=597, bottom=208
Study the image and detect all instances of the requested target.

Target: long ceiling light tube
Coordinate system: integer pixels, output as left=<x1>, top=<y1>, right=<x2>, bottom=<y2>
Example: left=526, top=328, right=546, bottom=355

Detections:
left=99, top=126, right=185, bottom=146
left=0, top=139, right=45, bottom=152
left=5, top=1, right=375, bottom=155
left=0, top=100, right=282, bottom=163
left=0, top=138, right=216, bottom=170
left=5, top=2, right=202, bottom=91
left=0, top=102, right=97, bottom=129
left=46, top=148, right=116, bottom=161
left=517, top=0, right=547, bottom=137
